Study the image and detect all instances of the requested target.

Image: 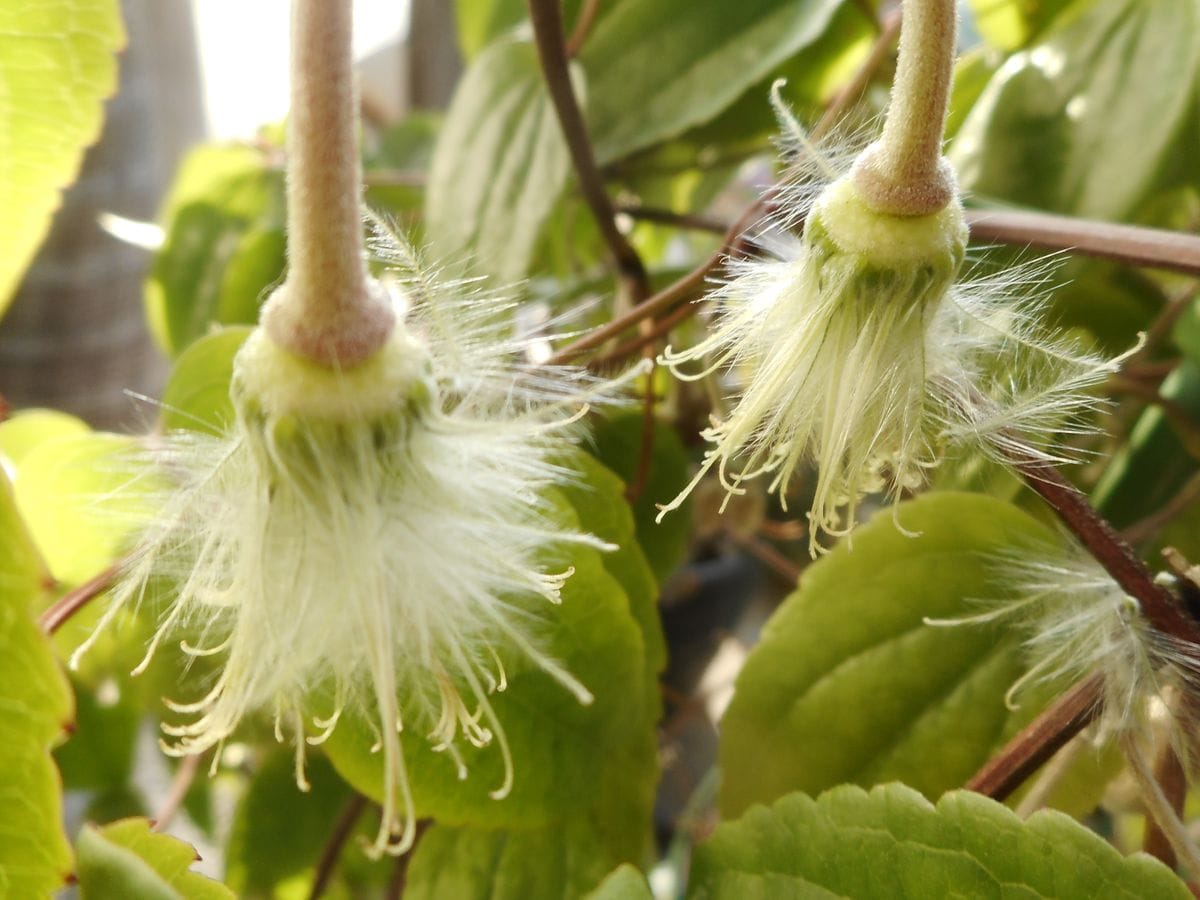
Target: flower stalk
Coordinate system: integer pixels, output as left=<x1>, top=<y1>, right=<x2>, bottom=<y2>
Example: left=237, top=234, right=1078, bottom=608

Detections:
left=260, top=0, right=395, bottom=368
left=851, top=0, right=958, bottom=217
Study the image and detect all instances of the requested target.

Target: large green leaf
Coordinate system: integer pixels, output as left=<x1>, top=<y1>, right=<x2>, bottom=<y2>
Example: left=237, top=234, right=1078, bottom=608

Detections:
left=1093, top=362, right=1200, bottom=529
left=0, top=409, right=90, bottom=469
left=160, top=326, right=254, bottom=435
left=12, top=431, right=146, bottom=587
left=224, top=752, right=354, bottom=896
left=0, top=0, right=125, bottom=315
left=952, top=0, right=1200, bottom=220
left=0, top=472, right=73, bottom=897
left=590, top=412, right=693, bottom=585
left=406, top=820, right=632, bottom=900
left=144, top=144, right=286, bottom=356
left=690, top=783, right=1190, bottom=899
left=968, top=0, right=1075, bottom=50
left=425, top=40, right=574, bottom=280
left=580, top=0, right=847, bottom=163
left=76, top=818, right=232, bottom=899
left=719, top=492, right=1059, bottom=817
left=585, top=864, right=654, bottom=900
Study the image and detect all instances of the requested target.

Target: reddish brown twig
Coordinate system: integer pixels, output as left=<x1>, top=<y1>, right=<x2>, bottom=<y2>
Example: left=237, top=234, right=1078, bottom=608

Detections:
left=308, top=794, right=369, bottom=900
left=966, top=673, right=1103, bottom=800
left=528, top=0, right=649, bottom=304
left=39, top=563, right=120, bottom=635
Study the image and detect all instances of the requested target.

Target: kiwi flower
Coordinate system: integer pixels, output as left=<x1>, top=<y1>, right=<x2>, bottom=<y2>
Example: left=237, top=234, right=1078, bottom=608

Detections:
left=657, top=77, right=1125, bottom=553
left=71, top=234, right=617, bottom=856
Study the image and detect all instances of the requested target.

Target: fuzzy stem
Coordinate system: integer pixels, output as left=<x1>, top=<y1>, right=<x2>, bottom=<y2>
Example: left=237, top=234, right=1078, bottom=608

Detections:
left=850, top=0, right=957, bottom=216
left=261, top=0, right=395, bottom=368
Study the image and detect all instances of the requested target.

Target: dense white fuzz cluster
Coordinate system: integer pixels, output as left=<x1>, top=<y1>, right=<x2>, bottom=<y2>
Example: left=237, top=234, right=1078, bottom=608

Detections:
left=932, top=550, right=1200, bottom=748
left=658, top=101, right=1127, bottom=553
left=73, top=230, right=621, bottom=856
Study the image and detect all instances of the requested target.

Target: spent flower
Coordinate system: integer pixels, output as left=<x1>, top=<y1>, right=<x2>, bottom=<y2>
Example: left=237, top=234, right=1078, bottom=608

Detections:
left=73, top=232, right=623, bottom=855
left=657, top=84, right=1128, bottom=553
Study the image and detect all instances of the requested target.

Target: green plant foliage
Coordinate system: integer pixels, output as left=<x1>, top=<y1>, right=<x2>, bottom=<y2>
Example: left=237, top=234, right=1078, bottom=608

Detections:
left=407, top=821, right=633, bottom=900
left=580, top=0, right=848, bottom=164
left=953, top=0, right=1200, bottom=220
left=75, top=818, right=232, bottom=900
left=1093, top=361, right=1200, bottom=528
left=968, top=0, right=1075, bottom=50
left=584, top=864, right=655, bottom=900
left=365, top=113, right=441, bottom=223
left=53, top=674, right=140, bottom=792
left=0, top=409, right=90, bottom=468
left=160, top=325, right=254, bottom=435
left=0, top=472, right=73, bottom=898
left=224, top=752, right=354, bottom=896
left=719, top=492, right=1059, bottom=817
left=144, top=144, right=286, bottom=356
left=590, top=412, right=694, bottom=584
left=0, top=0, right=125, bottom=316
left=12, top=431, right=146, bottom=586
left=425, top=40, right=575, bottom=280
left=690, top=783, right=1190, bottom=899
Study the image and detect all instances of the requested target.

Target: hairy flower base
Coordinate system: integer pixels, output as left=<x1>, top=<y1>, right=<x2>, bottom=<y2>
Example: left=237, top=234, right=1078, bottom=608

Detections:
left=929, top=551, right=1200, bottom=751
left=660, top=166, right=1124, bottom=553
left=76, top=308, right=609, bottom=856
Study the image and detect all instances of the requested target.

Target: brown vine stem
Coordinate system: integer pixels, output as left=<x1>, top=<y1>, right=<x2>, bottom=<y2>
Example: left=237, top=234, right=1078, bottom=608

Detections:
left=564, top=0, right=602, bottom=57
left=528, top=0, right=649, bottom=304
left=152, top=753, right=202, bottom=832
left=966, top=208, right=1200, bottom=278
left=966, top=673, right=1102, bottom=800
left=1011, top=452, right=1200, bottom=645
left=308, top=793, right=369, bottom=900
left=39, top=563, right=119, bottom=635
left=384, top=819, right=431, bottom=900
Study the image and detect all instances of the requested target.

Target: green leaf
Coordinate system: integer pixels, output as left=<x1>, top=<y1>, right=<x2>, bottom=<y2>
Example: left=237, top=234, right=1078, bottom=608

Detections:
left=585, top=864, right=654, bottom=900
left=225, top=752, right=353, bottom=895
left=160, top=326, right=254, bottom=435
left=0, top=471, right=73, bottom=898
left=425, top=40, right=574, bottom=280
left=406, top=821, right=629, bottom=900
left=591, top=412, right=693, bottom=584
left=365, top=113, right=441, bottom=224
left=968, top=0, right=1074, bottom=51
left=690, top=783, right=1190, bottom=899
left=952, top=0, right=1200, bottom=220
left=719, top=492, right=1058, bottom=818
left=13, top=431, right=146, bottom=586
left=580, top=0, right=847, bottom=163
left=0, top=409, right=90, bottom=469
left=145, top=144, right=285, bottom=356
left=455, top=0, right=527, bottom=58
left=76, top=819, right=232, bottom=900
left=54, top=674, right=141, bottom=791
left=554, top=449, right=667, bottom=697
left=1093, top=362, right=1200, bottom=529
left=0, top=0, right=125, bottom=315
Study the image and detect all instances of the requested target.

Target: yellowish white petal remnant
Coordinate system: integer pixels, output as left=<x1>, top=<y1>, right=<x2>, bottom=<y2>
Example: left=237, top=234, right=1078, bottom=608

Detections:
left=73, top=236, right=610, bottom=856
left=658, top=101, right=1125, bottom=553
